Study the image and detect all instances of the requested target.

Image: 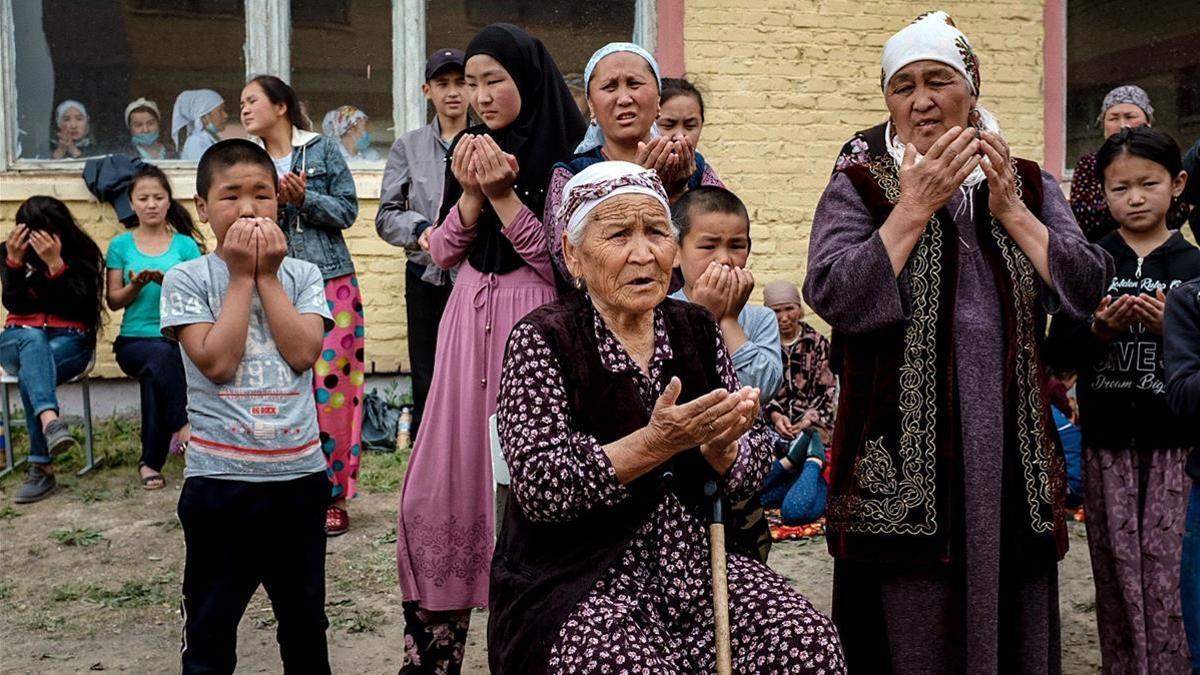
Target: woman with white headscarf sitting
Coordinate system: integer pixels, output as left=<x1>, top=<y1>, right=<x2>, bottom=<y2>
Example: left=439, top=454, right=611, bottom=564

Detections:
left=806, top=11, right=1111, bottom=673
left=542, top=42, right=724, bottom=286
left=489, top=160, right=844, bottom=675
left=171, top=89, right=227, bottom=161
left=321, top=105, right=380, bottom=163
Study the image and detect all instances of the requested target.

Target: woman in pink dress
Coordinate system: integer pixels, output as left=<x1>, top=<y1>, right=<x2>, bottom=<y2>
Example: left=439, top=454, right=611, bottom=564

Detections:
left=395, top=23, right=585, bottom=673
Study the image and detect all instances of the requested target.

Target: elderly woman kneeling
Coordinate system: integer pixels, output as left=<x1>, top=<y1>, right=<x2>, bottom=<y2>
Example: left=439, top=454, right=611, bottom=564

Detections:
left=488, top=161, right=844, bottom=675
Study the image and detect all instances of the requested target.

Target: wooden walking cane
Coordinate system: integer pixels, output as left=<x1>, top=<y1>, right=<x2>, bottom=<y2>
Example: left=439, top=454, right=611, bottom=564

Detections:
left=705, top=478, right=733, bottom=675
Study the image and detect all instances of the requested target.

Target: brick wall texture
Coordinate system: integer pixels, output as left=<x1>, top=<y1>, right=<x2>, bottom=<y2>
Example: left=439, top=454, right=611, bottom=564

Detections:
left=0, top=1, right=1048, bottom=378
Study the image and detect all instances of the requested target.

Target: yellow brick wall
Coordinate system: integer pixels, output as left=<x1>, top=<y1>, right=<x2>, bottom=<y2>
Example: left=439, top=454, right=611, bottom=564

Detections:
left=0, top=1, right=1049, bottom=377
left=683, top=0, right=1048, bottom=313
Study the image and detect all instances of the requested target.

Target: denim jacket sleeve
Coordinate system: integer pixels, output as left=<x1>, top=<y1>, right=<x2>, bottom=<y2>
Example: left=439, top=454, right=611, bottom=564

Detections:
left=299, top=138, right=358, bottom=231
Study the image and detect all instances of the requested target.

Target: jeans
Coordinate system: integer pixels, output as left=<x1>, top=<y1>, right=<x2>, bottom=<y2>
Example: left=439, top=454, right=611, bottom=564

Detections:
left=1184, top=482, right=1200, bottom=674
left=0, top=327, right=93, bottom=463
left=762, top=432, right=828, bottom=525
left=114, top=337, right=189, bottom=471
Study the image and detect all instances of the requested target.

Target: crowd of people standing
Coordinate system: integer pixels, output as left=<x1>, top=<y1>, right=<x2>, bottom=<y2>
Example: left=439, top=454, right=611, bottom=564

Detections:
left=3, top=9, right=1200, bottom=675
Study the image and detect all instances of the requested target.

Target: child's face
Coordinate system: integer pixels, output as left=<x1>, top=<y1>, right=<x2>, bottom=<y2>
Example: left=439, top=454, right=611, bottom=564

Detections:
left=658, top=94, right=703, bottom=149
left=1102, top=153, right=1187, bottom=235
left=675, top=210, right=751, bottom=288
left=195, top=163, right=278, bottom=244
left=129, top=111, right=159, bottom=136
left=58, top=107, right=89, bottom=141
left=466, top=54, right=521, bottom=130
left=423, top=70, right=468, bottom=120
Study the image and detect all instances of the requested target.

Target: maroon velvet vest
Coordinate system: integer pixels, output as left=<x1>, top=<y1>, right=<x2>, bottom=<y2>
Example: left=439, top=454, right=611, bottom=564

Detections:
left=826, top=123, right=1068, bottom=566
left=487, top=294, right=729, bottom=675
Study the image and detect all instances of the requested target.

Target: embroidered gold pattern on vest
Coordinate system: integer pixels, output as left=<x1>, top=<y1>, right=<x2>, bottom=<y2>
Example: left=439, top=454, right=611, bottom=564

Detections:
left=830, top=158, right=940, bottom=536
left=989, top=163, right=1060, bottom=533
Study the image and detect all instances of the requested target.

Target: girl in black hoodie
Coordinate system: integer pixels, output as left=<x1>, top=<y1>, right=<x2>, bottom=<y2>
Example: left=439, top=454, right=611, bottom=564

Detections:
left=0, top=197, right=104, bottom=503
left=1049, top=126, right=1200, bottom=673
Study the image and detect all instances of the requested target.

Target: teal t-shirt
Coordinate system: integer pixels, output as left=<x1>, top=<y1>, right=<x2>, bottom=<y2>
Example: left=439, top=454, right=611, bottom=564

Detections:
left=106, top=232, right=202, bottom=338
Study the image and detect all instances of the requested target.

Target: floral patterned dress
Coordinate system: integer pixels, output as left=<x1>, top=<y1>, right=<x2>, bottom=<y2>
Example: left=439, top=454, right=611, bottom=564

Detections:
left=764, top=322, right=837, bottom=434
left=497, top=306, right=845, bottom=674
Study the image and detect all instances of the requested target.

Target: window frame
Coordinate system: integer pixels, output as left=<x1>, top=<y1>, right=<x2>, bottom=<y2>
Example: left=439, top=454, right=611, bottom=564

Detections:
left=0, top=0, right=662, bottom=175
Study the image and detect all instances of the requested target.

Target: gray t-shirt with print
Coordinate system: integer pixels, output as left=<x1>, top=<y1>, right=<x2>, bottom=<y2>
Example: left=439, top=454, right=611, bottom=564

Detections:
left=161, top=254, right=333, bottom=482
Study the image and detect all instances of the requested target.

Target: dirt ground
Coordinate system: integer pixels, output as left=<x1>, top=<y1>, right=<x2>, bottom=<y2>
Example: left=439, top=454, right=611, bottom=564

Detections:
left=1, top=451, right=1101, bottom=674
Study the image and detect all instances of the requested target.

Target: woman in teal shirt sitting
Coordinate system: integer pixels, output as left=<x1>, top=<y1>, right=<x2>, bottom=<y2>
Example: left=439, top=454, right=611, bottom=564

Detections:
left=106, top=165, right=203, bottom=489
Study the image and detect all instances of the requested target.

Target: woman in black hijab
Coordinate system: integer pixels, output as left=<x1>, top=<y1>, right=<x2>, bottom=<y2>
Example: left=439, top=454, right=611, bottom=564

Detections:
left=395, top=23, right=585, bottom=674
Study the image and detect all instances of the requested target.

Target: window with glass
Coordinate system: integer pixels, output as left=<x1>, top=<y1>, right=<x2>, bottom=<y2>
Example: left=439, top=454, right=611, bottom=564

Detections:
left=3, top=0, right=648, bottom=169
left=11, top=0, right=246, bottom=161
left=1065, top=0, right=1200, bottom=172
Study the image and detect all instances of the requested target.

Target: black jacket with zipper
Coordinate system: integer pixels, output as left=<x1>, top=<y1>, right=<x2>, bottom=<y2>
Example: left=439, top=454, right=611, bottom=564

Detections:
left=1164, top=276, right=1200, bottom=481
left=1048, top=230, right=1200, bottom=450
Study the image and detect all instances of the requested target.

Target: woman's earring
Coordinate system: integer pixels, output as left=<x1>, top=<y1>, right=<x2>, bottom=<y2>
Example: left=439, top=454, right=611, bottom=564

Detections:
left=573, top=277, right=584, bottom=289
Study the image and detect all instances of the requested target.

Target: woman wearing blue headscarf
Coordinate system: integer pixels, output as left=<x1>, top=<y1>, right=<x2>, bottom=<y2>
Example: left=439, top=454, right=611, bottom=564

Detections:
left=544, top=43, right=724, bottom=284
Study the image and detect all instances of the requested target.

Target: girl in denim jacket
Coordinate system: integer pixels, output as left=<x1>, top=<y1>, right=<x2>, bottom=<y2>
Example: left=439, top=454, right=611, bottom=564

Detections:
left=241, top=75, right=363, bottom=536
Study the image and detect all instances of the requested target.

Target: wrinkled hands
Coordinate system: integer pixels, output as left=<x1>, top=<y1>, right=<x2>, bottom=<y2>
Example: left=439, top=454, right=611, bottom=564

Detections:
left=645, top=377, right=761, bottom=474
left=897, top=126, right=982, bottom=219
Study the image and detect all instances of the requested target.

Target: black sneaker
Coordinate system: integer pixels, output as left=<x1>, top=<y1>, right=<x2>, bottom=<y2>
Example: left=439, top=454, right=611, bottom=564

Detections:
left=43, top=419, right=77, bottom=457
left=14, top=465, right=57, bottom=503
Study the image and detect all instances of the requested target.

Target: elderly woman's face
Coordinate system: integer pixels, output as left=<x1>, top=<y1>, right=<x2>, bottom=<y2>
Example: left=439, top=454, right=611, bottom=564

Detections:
left=588, top=52, right=659, bottom=146
left=564, top=194, right=676, bottom=316
left=1102, top=103, right=1149, bottom=139
left=885, top=60, right=976, bottom=155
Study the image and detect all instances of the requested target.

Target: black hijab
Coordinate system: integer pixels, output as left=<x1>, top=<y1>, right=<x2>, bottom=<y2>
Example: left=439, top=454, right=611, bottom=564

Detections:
left=438, top=23, right=587, bottom=275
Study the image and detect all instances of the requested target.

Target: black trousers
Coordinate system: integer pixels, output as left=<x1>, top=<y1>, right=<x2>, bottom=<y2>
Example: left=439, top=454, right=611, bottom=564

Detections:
left=114, top=337, right=189, bottom=471
left=178, top=472, right=330, bottom=675
left=405, top=267, right=451, bottom=439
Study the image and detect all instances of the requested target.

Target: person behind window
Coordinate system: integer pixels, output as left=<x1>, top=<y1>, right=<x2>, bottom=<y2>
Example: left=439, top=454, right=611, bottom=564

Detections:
left=106, top=165, right=204, bottom=490
left=50, top=100, right=94, bottom=160
left=375, top=48, right=468, bottom=444
left=321, top=105, right=381, bottom=163
left=124, top=98, right=174, bottom=161
left=658, top=77, right=705, bottom=152
left=394, top=24, right=585, bottom=673
left=544, top=43, right=724, bottom=290
left=1070, top=85, right=1192, bottom=242
left=172, top=89, right=227, bottom=161
left=1049, top=126, right=1199, bottom=674
left=0, top=197, right=104, bottom=503
left=239, top=74, right=362, bottom=537
left=563, top=72, right=588, bottom=118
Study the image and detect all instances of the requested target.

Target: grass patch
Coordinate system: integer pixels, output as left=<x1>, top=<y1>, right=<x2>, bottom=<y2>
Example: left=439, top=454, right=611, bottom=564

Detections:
left=326, top=598, right=385, bottom=634
left=72, top=485, right=112, bottom=504
left=373, top=526, right=397, bottom=547
left=1, top=413, right=143, bottom=490
left=52, top=580, right=168, bottom=609
left=357, top=448, right=411, bottom=493
left=0, top=504, right=20, bottom=520
left=50, top=527, right=104, bottom=548
left=0, top=583, right=12, bottom=601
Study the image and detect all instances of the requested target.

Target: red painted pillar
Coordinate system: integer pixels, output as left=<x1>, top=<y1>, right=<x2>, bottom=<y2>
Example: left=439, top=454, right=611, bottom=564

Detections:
left=1043, top=0, right=1067, bottom=179
left=655, top=0, right=686, bottom=77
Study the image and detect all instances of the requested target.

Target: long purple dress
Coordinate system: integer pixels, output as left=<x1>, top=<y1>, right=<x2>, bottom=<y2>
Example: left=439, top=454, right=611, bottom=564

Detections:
left=805, top=170, right=1111, bottom=674
left=395, top=204, right=557, bottom=611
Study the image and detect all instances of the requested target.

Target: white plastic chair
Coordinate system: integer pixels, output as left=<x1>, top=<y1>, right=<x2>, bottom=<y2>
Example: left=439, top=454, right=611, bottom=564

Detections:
left=0, top=355, right=97, bottom=478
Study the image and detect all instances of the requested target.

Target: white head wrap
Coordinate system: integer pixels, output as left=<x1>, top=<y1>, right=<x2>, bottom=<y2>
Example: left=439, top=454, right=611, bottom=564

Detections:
left=55, top=99, right=87, bottom=124
left=881, top=11, right=981, bottom=95
left=575, top=43, right=663, bottom=154
left=170, top=89, right=224, bottom=146
left=559, top=160, right=671, bottom=245
left=322, top=105, right=367, bottom=138
left=124, top=98, right=160, bottom=128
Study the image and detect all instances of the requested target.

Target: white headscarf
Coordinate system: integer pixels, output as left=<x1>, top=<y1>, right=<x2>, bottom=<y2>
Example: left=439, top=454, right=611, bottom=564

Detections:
left=560, top=160, right=671, bottom=245
left=171, top=89, right=223, bottom=146
left=881, top=11, right=980, bottom=95
left=575, top=43, right=663, bottom=154
left=124, top=98, right=161, bottom=128
left=55, top=99, right=87, bottom=124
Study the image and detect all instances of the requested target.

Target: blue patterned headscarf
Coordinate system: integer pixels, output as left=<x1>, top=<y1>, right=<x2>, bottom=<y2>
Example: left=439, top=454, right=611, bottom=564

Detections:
left=575, top=42, right=662, bottom=154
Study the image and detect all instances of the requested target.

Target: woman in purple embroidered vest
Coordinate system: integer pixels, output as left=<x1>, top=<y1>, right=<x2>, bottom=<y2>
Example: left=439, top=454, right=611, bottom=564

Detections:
left=806, top=11, right=1111, bottom=674
left=489, top=161, right=844, bottom=674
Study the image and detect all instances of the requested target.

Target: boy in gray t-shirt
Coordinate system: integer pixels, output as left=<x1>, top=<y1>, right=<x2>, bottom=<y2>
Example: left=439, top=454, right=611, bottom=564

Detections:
left=162, top=139, right=333, bottom=674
